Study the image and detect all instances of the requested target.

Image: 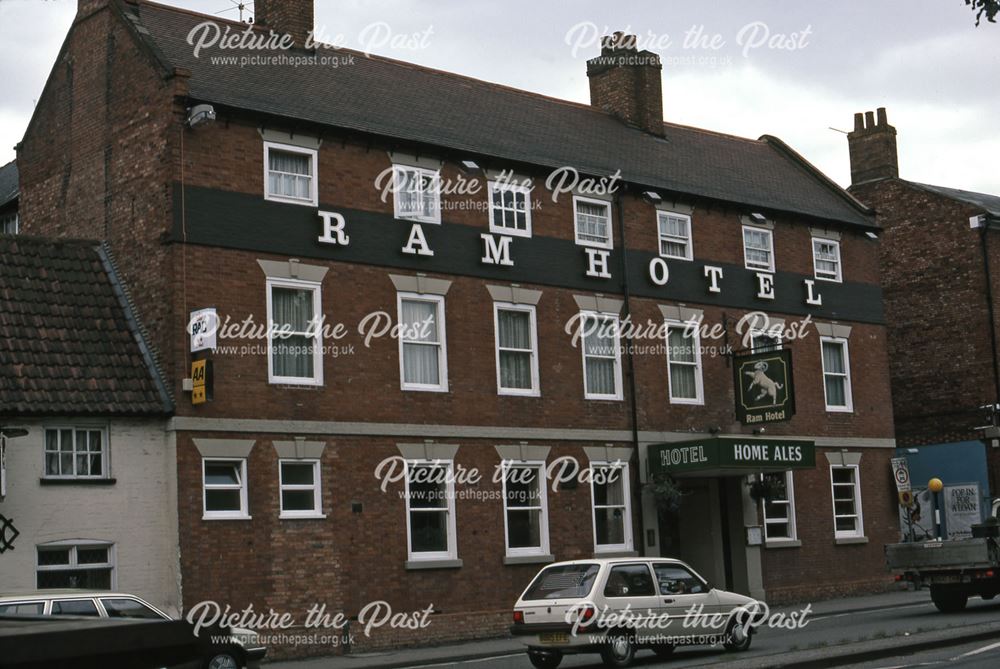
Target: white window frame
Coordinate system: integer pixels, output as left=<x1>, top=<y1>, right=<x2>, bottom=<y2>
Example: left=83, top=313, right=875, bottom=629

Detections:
left=664, top=320, right=704, bottom=405
left=573, top=196, right=613, bottom=249
left=202, top=457, right=250, bottom=520
left=820, top=336, right=854, bottom=412
left=761, top=471, right=798, bottom=543
left=812, top=237, right=843, bottom=282
left=0, top=211, right=18, bottom=235
left=278, top=459, right=325, bottom=519
left=397, top=292, right=449, bottom=392
left=393, top=165, right=441, bottom=224
left=488, top=181, right=532, bottom=238
left=590, top=461, right=633, bottom=553
left=266, top=277, right=323, bottom=386
left=36, top=540, right=116, bottom=591
left=830, top=464, right=864, bottom=539
left=42, top=427, right=109, bottom=480
left=263, top=141, right=318, bottom=207
left=493, top=303, right=540, bottom=397
left=656, top=211, right=693, bottom=261
left=404, top=459, right=458, bottom=561
left=580, top=311, right=623, bottom=401
left=742, top=225, right=775, bottom=272
left=501, top=460, right=550, bottom=558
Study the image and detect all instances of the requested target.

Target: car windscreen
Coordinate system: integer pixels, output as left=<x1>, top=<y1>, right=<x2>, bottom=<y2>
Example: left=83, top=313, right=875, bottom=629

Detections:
left=522, top=564, right=601, bottom=601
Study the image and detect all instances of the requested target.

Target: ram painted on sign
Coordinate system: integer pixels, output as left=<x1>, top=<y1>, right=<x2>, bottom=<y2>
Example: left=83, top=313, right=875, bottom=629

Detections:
left=734, top=348, right=795, bottom=425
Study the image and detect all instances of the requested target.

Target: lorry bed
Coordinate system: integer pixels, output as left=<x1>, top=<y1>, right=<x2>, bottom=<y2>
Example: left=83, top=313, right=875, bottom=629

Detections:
left=886, top=537, right=999, bottom=572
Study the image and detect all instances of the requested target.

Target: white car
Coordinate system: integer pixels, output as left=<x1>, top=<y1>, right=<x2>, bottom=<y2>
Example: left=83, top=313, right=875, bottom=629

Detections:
left=0, top=590, right=266, bottom=669
left=511, top=558, right=762, bottom=668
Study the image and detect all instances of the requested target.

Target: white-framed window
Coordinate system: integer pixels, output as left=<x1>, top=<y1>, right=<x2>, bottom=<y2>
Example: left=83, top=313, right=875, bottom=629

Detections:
left=812, top=238, right=842, bottom=282
left=743, top=226, right=775, bottom=272
left=657, top=212, right=693, bottom=260
left=573, top=196, right=613, bottom=249
left=761, top=471, right=797, bottom=543
left=580, top=312, right=623, bottom=400
left=37, top=541, right=115, bottom=590
left=591, top=461, right=633, bottom=552
left=43, top=428, right=108, bottom=479
left=264, top=142, right=318, bottom=206
left=278, top=459, right=324, bottom=519
left=830, top=464, right=864, bottom=539
left=393, top=165, right=441, bottom=224
left=494, top=303, right=539, bottom=396
left=665, top=321, right=703, bottom=404
left=397, top=293, right=448, bottom=392
left=266, top=278, right=323, bottom=386
left=202, top=458, right=250, bottom=520
left=821, top=337, right=853, bottom=412
left=1, top=212, right=17, bottom=235
left=489, top=182, right=531, bottom=237
left=501, top=461, right=550, bottom=557
left=404, top=459, right=457, bottom=560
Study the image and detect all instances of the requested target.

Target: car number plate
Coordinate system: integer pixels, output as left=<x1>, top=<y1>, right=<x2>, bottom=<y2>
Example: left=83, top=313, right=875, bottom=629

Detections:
left=539, top=632, right=569, bottom=645
left=933, top=574, right=960, bottom=583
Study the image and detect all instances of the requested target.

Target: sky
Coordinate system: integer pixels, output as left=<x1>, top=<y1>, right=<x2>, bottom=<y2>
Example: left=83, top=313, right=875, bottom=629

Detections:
left=0, top=0, right=997, bottom=193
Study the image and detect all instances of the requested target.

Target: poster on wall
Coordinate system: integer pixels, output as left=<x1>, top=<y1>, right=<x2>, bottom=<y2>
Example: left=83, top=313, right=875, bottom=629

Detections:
left=944, top=483, right=981, bottom=540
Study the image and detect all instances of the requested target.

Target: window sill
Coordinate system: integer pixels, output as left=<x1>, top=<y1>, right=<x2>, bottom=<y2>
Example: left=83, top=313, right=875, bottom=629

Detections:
left=765, top=539, right=802, bottom=549
left=593, top=550, right=639, bottom=558
left=401, top=385, right=450, bottom=393
left=396, top=215, right=441, bottom=225
left=498, top=390, right=541, bottom=398
left=405, top=558, right=463, bottom=570
left=264, top=194, right=318, bottom=208
left=504, top=554, right=555, bottom=566
left=825, top=407, right=855, bottom=414
left=835, top=536, right=869, bottom=545
left=489, top=226, right=531, bottom=239
left=279, top=513, right=327, bottom=520
left=202, top=514, right=253, bottom=521
left=40, top=477, right=116, bottom=486
left=584, top=395, right=624, bottom=402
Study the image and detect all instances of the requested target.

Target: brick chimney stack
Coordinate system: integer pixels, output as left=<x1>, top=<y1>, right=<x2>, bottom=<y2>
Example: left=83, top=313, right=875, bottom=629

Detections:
left=254, top=0, right=314, bottom=47
left=586, top=32, right=664, bottom=137
left=847, top=107, right=899, bottom=185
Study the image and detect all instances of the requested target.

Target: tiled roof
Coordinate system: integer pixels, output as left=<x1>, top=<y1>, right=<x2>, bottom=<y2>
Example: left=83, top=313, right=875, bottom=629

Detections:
left=0, top=160, right=16, bottom=209
left=0, top=236, right=171, bottom=417
left=121, top=2, right=873, bottom=229
left=904, top=181, right=1000, bottom=218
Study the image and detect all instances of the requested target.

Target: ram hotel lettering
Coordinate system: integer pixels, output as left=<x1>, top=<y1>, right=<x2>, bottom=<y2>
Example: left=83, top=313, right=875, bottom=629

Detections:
left=316, top=210, right=825, bottom=307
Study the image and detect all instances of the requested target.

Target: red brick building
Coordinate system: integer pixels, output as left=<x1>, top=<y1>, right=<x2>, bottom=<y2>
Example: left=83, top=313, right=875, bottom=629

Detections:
left=16, top=0, right=899, bottom=654
left=847, top=108, right=1000, bottom=497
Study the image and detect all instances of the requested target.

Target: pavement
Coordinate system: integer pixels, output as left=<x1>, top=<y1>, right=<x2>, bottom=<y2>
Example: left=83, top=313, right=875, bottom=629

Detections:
left=264, top=589, right=1000, bottom=669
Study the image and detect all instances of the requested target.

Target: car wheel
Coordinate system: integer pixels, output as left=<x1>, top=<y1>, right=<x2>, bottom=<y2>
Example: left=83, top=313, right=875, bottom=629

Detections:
left=204, top=648, right=243, bottom=669
left=723, top=618, right=753, bottom=652
left=527, top=649, right=562, bottom=669
left=600, top=632, right=636, bottom=668
left=930, top=587, right=968, bottom=613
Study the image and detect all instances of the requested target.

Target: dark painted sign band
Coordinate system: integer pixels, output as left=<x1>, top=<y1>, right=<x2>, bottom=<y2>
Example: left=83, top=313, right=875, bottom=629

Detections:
left=648, top=437, right=816, bottom=476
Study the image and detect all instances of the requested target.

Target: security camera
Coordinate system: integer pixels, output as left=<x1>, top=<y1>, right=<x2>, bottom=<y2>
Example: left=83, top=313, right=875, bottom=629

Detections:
left=186, top=104, right=216, bottom=128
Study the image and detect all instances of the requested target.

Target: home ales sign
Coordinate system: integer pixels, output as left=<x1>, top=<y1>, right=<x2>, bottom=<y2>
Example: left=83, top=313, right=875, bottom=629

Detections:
left=649, top=437, right=816, bottom=477
left=733, top=347, right=795, bottom=425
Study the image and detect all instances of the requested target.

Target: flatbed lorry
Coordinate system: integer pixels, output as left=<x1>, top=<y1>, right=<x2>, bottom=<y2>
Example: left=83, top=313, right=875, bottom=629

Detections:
left=885, top=499, right=1000, bottom=612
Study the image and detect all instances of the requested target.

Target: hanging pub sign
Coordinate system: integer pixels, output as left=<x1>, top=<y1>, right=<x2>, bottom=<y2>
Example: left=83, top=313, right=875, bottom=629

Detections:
left=733, top=347, right=795, bottom=425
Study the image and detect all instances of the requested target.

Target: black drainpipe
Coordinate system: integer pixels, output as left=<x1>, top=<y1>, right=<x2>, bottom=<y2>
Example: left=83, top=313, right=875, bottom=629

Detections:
left=978, top=219, right=1000, bottom=406
left=616, top=188, right=643, bottom=551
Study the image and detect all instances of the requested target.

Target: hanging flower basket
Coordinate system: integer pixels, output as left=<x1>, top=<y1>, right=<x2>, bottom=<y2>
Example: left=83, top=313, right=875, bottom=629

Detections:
left=645, top=472, right=686, bottom=517
left=748, top=475, right=786, bottom=504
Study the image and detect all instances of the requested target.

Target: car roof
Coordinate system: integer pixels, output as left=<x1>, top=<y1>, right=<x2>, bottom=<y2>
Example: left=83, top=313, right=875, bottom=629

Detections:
left=544, top=557, right=687, bottom=568
left=0, top=591, right=146, bottom=602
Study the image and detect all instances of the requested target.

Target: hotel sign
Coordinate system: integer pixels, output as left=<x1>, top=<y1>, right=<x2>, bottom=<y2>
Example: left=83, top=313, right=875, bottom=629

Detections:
left=734, top=348, right=795, bottom=425
left=649, top=437, right=815, bottom=477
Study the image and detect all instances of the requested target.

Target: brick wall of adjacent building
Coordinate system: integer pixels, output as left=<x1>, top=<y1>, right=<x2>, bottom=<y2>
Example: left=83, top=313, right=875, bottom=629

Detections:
left=849, top=177, right=1000, bottom=488
left=16, top=1, right=182, bottom=371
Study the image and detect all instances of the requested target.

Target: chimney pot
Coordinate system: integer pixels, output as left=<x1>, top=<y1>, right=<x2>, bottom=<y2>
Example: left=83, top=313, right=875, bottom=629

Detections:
left=853, top=113, right=864, bottom=133
left=876, top=107, right=888, bottom=126
left=864, top=111, right=875, bottom=129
